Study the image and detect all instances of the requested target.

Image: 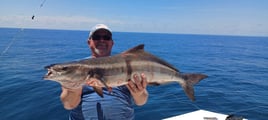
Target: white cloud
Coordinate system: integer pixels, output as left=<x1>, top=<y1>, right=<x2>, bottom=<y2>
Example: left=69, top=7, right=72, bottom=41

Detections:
left=0, top=15, right=124, bottom=30
left=1, top=15, right=267, bottom=36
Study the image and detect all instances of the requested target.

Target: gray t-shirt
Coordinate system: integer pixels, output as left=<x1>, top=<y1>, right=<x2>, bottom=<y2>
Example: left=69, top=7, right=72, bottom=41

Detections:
left=69, top=85, right=134, bottom=120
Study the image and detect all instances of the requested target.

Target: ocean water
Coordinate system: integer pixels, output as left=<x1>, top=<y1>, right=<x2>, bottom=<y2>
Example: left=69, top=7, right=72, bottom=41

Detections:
left=0, top=28, right=267, bottom=120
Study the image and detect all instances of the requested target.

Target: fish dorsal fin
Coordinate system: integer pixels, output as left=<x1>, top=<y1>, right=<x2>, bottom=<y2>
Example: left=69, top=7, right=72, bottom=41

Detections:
left=121, top=44, right=179, bottom=72
left=123, top=44, right=144, bottom=53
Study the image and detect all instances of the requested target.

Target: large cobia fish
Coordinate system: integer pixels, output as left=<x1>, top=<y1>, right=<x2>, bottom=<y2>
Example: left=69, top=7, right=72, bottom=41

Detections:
left=44, top=44, right=207, bottom=101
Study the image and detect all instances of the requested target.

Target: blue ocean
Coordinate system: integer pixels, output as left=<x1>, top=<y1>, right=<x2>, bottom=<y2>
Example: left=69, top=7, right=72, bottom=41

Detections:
left=0, top=28, right=267, bottom=120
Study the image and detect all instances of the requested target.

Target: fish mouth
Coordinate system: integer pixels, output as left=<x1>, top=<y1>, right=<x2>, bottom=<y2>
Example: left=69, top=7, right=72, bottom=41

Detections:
left=45, top=70, right=53, bottom=78
left=43, top=70, right=52, bottom=79
left=44, top=65, right=54, bottom=79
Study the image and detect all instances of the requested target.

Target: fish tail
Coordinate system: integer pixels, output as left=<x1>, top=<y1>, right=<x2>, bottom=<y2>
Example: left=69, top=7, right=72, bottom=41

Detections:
left=181, top=73, right=207, bottom=101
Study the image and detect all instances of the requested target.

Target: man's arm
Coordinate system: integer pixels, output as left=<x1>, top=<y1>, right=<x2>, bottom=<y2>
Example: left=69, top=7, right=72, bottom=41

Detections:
left=60, top=87, right=82, bottom=110
left=127, top=73, right=149, bottom=106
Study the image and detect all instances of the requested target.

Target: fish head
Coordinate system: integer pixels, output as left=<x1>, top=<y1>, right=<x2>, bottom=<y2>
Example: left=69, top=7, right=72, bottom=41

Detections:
left=43, top=63, right=88, bottom=83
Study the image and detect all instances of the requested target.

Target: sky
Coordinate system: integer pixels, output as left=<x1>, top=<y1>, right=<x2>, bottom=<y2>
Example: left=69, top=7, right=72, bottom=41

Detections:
left=0, top=0, right=268, bottom=36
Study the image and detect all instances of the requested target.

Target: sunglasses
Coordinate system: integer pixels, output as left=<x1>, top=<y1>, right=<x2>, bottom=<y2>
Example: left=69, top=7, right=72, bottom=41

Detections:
left=92, top=35, right=111, bottom=41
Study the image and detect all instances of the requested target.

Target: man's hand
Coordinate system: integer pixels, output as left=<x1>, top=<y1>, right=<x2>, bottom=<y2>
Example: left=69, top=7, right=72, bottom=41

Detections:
left=126, top=73, right=149, bottom=106
left=60, top=86, right=82, bottom=110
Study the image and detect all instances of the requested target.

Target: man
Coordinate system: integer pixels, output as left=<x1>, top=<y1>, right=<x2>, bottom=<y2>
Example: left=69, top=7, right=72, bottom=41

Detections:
left=60, top=24, right=149, bottom=120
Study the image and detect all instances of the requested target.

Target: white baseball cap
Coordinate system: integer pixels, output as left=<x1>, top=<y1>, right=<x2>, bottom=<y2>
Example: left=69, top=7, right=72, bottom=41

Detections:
left=89, top=24, right=112, bottom=38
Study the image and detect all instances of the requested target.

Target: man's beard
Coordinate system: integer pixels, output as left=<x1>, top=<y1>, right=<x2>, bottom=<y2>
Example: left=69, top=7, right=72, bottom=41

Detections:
left=94, top=48, right=100, bottom=55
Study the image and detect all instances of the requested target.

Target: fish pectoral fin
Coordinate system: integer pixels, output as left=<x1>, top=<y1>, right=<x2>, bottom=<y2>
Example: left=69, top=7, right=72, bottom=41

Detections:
left=86, top=78, right=103, bottom=87
left=93, top=87, right=104, bottom=98
left=92, top=73, right=110, bottom=89
left=98, top=77, right=112, bottom=92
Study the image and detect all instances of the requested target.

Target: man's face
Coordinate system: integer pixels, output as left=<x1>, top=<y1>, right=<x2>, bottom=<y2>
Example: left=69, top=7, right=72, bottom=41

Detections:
left=88, top=29, right=114, bottom=57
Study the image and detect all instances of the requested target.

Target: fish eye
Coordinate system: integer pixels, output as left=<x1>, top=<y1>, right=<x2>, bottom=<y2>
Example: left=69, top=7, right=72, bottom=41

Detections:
left=62, top=66, right=68, bottom=71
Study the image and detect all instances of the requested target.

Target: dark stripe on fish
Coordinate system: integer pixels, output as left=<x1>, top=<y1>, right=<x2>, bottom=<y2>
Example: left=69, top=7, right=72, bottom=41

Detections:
left=125, top=57, right=132, bottom=80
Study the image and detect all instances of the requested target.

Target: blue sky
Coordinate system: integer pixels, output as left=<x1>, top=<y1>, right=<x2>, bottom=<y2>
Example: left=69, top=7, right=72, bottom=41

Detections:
left=1, top=0, right=268, bottom=36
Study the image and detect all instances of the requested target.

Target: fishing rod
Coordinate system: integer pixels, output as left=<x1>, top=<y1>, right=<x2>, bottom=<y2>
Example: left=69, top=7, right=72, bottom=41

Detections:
left=1, top=0, right=47, bottom=56
left=32, top=0, right=47, bottom=20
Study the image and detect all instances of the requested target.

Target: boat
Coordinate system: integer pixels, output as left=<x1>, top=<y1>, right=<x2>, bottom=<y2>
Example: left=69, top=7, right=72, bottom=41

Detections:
left=163, top=109, right=247, bottom=120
